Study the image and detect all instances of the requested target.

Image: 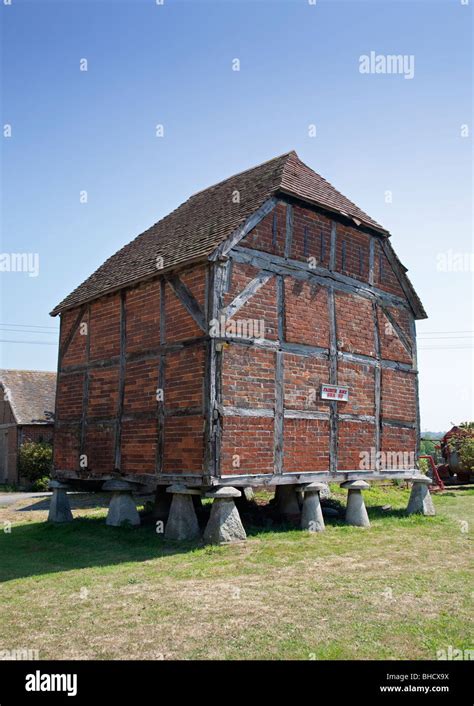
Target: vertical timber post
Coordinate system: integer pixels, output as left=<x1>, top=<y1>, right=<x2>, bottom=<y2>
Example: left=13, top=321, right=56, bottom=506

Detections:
left=155, top=278, right=166, bottom=475
left=114, top=290, right=126, bottom=471
left=328, top=285, right=338, bottom=474
left=205, top=260, right=227, bottom=482
left=373, top=302, right=381, bottom=464
left=80, top=304, right=90, bottom=466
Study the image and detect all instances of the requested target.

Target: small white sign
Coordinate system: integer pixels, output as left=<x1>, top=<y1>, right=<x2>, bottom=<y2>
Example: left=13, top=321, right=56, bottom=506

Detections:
left=321, top=384, right=349, bottom=402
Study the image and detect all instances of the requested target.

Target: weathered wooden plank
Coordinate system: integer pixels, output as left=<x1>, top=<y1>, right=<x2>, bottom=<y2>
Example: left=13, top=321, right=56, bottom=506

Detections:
left=113, top=290, right=127, bottom=470
left=382, top=418, right=417, bottom=429
left=409, top=314, right=421, bottom=461
left=285, top=203, right=293, bottom=259
left=284, top=409, right=329, bottom=420
left=373, top=302, right=381, bottom=456
left=277, top=274, right=285, bottom=343
left=329, top=221, right=337, bottom=271
left=165, top=273, right=207, bottom=331
left=205, top=261, right=228, bottom=480
left=59, top=304, right=87, bottom=362
left=380, top=238, right=426, bottom=318
left=79, top=304, right=91, bottom=461
left=213, top=469, right=417, bottom=486
left=369, top=236, right=375, bottom=286
left=274, top=350, right=284, bottom=474
left=209, top=197, right=277, bottom=260
left=218, top=405, right=275, bottom=418
left=221, top=269, right=273, bottom=320
left=328, top=286, right=338, bottom=473
left=380, top=304, right=412, bottom=355
left=339, top=413, right=376, bottom=423
left=155, top=335, right=165, bottom=476
left=231, top=246, right=411, bottom=310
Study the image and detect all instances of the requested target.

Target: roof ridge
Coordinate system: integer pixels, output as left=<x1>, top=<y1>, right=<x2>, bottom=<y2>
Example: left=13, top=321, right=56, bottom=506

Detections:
left=188, top=150, right=296, bottom=198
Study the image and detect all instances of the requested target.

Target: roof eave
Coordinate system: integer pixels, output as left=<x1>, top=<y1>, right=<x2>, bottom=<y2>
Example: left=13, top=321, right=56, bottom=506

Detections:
left=50, top=252, right=211, bottom=317
left=277, top=188, right=391, bottom=237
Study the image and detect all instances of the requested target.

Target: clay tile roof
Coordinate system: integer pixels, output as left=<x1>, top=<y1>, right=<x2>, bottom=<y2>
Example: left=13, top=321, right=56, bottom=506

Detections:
left=0, top=370, right=56, bottom=424
left=50, top=151, right=388, bottom=316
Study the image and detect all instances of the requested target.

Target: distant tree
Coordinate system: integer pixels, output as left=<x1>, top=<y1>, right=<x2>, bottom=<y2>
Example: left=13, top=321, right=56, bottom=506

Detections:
left=18, top=441, right=52, bottom=490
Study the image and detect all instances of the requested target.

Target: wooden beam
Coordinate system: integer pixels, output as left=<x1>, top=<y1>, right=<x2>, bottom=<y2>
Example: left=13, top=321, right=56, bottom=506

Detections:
left=165, top=274, right=206, bottom=331
left=274, top=350, right=284, bottom=474
left=277, top=274, right=285, bottom=344
left=380, top=238, right=426, bottom=319
left=204, top=261, right=227, bottom=480
left=369, top=236, right=375, bottom=286
left=409, top=315, right=421, bottom=462
left=221, top=269, right=273, bottom=320
left=284, top=409, right=329, bottom=420
left=328, top=286, right=338, bottom=473
left=59, top=304, right=87, bottom=362
left=231, top=246, right=411, bottom=310
left=285, top=203, right=293, bottom=259
left=382, top=418, right=416, bottom=429
left=373, top=302, right=381, bottom=458
left=339, top=413, right=376, bottom=424
left=213, top=469, right=417, bottom=486
left=329, top=221, right=337, bottom=271
left=209, top=197, right=277, bottom=261
left=380, top=304, right=412, bottom=355
left=218, top=405, right=274, bottom=418
left=113, top=290, right=126, bottom=471
left=156, top=279, right=166, bottom=473
left=79, top=305, right=91, bottom=462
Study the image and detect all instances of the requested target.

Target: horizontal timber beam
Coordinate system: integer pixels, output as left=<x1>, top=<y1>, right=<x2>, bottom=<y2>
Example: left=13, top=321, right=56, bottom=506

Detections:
left=231, top=246, right=411, bottom=311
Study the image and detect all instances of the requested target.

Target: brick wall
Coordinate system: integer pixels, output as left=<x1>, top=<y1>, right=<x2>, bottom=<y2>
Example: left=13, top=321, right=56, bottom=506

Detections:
left=220, top=416, right=274, bottom=475
left=54, top=264, right=208, bottom=478
left=338, top=421, right=376, bottom=470
left=284, top=418, right=330, bottom=472
left=53, top=198, right=419, bottom=482
left=221, top=346, right=275, bottom=409
left=335, top=292, right=375, bottom=357
left=285, top=280, right=329, bottom=347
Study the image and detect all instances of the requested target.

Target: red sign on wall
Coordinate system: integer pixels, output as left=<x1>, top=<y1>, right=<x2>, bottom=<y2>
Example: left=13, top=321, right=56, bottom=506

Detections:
left=321, top=384, right=349, bottom=402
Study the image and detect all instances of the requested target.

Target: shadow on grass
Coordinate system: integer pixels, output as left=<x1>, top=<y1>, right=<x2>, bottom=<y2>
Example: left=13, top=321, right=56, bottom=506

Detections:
left=1, top=492, right=447, bottom=583
left=0, top=515, right=202, bottom=584
left=14, top=492, right=124, bottom=513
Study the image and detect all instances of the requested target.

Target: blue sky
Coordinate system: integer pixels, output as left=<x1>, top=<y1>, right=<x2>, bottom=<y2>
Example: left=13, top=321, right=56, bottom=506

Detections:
left=1, top=0, right=472, bottom=430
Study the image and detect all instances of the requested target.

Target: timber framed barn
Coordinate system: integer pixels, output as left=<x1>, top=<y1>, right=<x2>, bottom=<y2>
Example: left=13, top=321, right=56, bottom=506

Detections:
left=49, top=152, right=429, bottom=537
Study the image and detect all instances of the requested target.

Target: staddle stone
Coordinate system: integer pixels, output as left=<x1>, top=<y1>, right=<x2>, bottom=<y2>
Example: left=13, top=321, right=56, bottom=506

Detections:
left=164, top=489, right=200, bottom=541
left=204, top=486, right=246, bottom=544
left=47, top=482, right=73, bottom=523
left=341, top=480, right=370, bottom=527
left=406, top=476, right=435, bottom=516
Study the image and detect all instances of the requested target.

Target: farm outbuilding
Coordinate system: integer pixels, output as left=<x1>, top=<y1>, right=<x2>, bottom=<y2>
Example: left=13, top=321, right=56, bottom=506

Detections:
left=49, top=152, right=429, bottom=538
left=0, top=370, right=56, bottom=485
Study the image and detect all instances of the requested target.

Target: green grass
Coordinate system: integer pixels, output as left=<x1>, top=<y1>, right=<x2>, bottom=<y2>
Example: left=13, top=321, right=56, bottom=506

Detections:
left=0, top=485, right=472, bottom=660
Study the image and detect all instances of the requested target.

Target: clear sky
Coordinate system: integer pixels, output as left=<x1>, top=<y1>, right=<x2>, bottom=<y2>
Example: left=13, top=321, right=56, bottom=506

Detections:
left=1, top=0, right=472, bottom=431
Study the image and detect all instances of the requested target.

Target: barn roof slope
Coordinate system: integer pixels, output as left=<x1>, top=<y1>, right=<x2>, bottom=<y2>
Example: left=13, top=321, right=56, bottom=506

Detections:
left=0, top=370, right=56, bottom=424
left=51, top=151, right=424, bottom=317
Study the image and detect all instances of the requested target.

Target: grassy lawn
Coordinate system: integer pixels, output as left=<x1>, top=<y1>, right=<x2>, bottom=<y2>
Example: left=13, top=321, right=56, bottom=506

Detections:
left=0, top=484, right=472, bottom=660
